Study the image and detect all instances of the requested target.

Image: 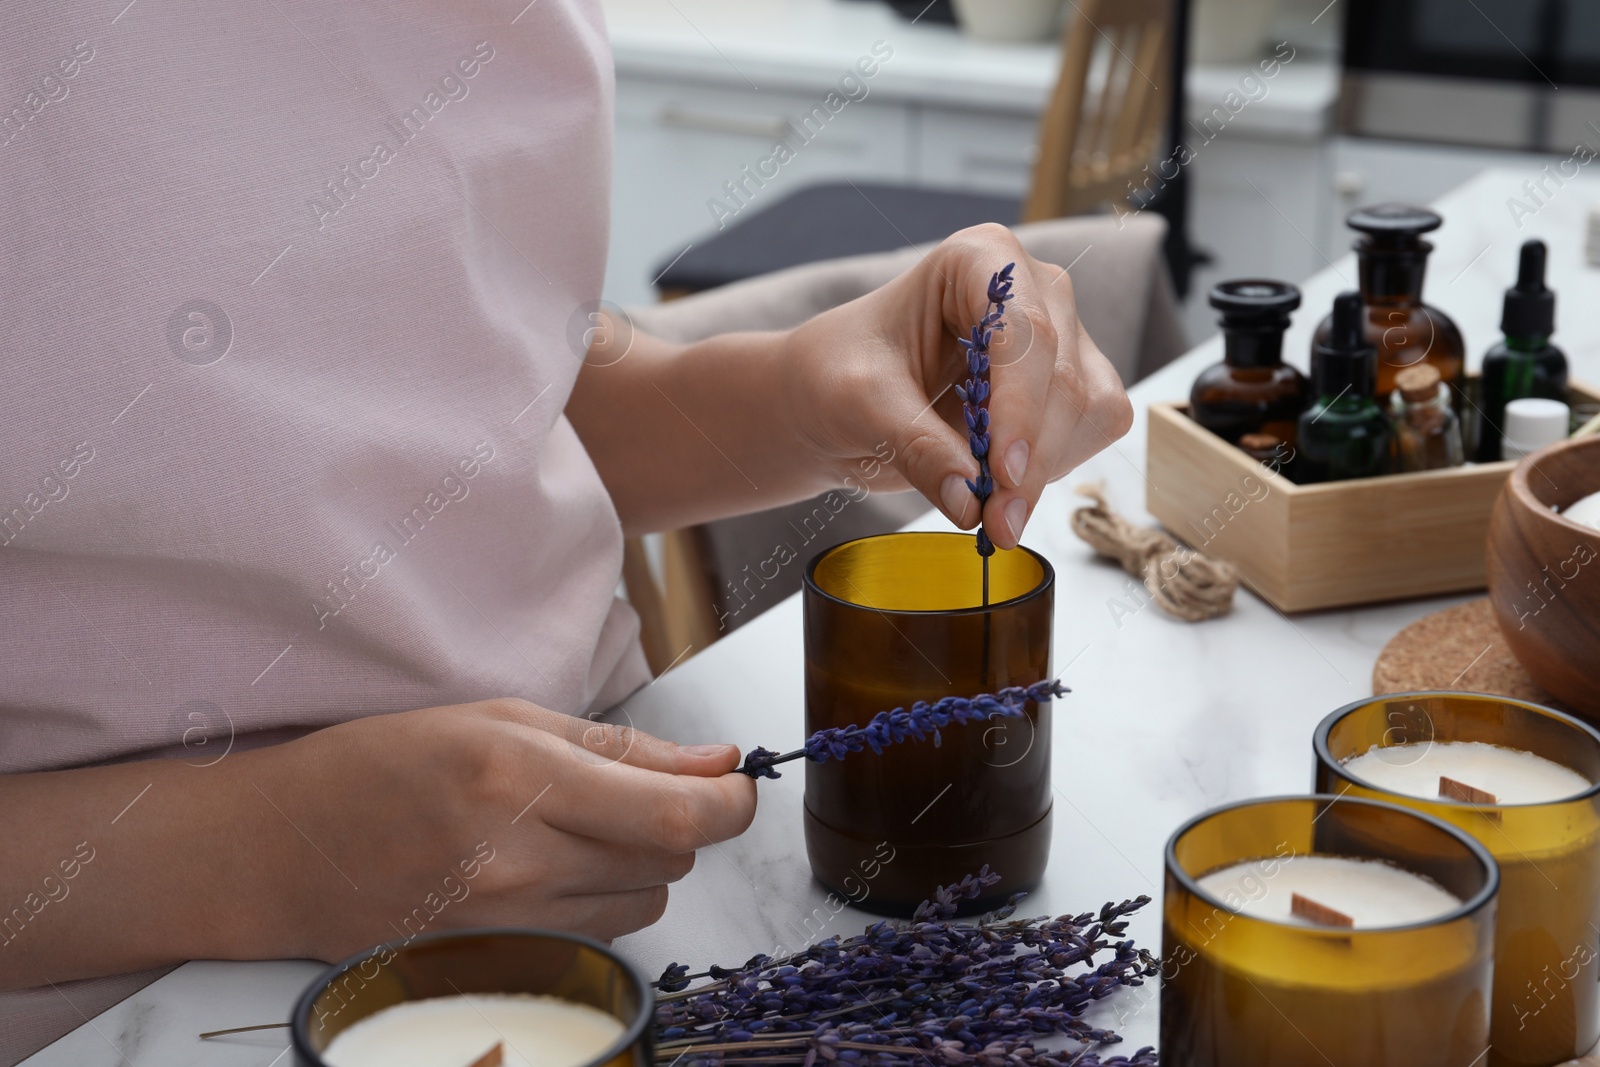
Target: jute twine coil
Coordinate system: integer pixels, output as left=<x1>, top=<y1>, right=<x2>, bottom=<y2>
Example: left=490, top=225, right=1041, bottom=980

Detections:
left=1069, top=484, right=1239, bottom=622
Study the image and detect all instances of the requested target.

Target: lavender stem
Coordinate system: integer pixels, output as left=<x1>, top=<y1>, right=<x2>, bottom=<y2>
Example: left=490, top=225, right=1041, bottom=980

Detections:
left=956, top=263, right=1015, bottom=606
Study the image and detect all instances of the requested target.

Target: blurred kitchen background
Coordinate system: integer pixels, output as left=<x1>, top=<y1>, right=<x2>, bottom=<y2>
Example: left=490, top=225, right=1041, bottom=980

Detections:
left=600, top=0, right=1600, bottom=344
left=603, top=0, right=1600, bottom=668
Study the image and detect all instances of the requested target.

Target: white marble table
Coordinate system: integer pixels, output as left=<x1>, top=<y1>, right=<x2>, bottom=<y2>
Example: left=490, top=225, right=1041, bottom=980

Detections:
left=26, top=167, right=1600, bottom=1066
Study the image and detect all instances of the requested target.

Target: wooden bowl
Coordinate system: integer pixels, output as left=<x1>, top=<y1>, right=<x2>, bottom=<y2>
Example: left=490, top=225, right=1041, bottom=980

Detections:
left=1486, top=435, right=1600, bottom=718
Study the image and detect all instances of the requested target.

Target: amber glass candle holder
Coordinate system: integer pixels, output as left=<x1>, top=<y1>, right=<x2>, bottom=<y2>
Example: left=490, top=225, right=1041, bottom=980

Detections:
left=291, top=928, right=652, bottom=1067
left=1315, top=693, right=1600, bottom=1067
left=1161, top=795, right=1498, bottom=1067
left=802, top=531, right=1053, bottom=916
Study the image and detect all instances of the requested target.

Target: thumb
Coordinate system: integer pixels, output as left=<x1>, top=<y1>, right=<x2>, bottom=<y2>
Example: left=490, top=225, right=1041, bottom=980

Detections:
left=884, top=389, right=982, bottom=530
left=477, top=698, right=740, bottom=777
left=568, top=716, right=741, bottom=778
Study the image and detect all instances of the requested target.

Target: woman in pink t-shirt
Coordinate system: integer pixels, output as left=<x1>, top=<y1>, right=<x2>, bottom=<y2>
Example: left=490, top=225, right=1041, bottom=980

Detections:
left=0, top=0, right=1127, bottom=1009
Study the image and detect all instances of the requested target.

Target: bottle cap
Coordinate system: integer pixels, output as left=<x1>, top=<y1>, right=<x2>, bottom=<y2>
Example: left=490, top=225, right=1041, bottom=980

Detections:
left=1209, top=279, right=1302, bottom=323
left=1501, top=239, right=1556, bottom=338
left=1211, top=279, right=1300, bottom=369
left=1395, top=362, right=1442, bottom=403
left=1501, top=397, right=1570, bottom=460
left=1311, top=291, right=1377, bottom=399
left=1347, top=203, right=1442, bottom=248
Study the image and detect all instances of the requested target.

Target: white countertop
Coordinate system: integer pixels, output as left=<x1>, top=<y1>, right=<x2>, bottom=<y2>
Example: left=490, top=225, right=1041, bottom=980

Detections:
left=603, top=0, right=1338, bottom=136
left=24, top=167, right=1600, bottom=1066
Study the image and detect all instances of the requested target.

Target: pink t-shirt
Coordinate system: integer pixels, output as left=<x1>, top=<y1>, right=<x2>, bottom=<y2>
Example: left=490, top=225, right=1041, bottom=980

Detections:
left=0, top=0, right=649, bottom=775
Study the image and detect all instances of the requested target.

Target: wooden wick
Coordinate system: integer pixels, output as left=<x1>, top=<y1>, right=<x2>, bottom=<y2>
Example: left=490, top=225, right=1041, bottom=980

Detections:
left=1440, top=776, right=1498, bottom=805
left=466, top=1042, right=505, bottom=1067
left=1290, top=892, right=1355, bottom=928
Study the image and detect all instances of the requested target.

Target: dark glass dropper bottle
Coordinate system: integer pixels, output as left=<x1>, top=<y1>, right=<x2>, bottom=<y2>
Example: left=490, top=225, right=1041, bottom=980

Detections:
left=1313, top=204, right=1466, bottom=400
left=1474, top=239, right=1568, bottom=462
left=1297, top=290, right=1392, bottom=484
left=1189, top=279, right=1309, bottom=446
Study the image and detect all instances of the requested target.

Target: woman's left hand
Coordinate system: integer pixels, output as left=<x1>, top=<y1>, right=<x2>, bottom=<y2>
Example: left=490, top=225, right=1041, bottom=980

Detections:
left=780, top=223, right=1133, bottom=550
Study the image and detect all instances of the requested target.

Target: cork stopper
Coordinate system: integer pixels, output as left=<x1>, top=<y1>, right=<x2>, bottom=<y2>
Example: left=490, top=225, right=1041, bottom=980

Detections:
left=1239, top=432, right=1283, bottom=452
left=1395, top=362, right=1441, bottom=403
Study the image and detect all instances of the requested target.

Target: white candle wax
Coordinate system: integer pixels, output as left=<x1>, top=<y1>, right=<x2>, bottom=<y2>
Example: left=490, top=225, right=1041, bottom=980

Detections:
left=1344, top=741, right=1592, bottom=805
left=1565, top=489, right=1600, bottom=531
left=1197, top=854, right=1461, bottom=929
left=323, top=993, right=624, bottom=1067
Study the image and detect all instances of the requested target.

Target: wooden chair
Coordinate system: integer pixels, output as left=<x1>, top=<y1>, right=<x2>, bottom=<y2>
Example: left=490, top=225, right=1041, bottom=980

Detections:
left=622, top=527, right=719, bottom=676
left=1023, top=0, right=1172, bottom=222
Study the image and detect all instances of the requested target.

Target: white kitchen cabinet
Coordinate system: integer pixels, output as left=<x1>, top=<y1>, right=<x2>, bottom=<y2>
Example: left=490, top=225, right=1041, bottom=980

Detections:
left=609, top=75, right=914, bottom=305
left=1183, top=136, right=1333, bottom=342
left=1323, top=137, right=1572, bottom=263
left=911, top=106, right=1039, bottom=196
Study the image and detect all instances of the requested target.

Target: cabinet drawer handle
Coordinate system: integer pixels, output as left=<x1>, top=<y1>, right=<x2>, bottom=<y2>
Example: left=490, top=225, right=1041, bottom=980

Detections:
left=657, top=105, right=792, bottom=140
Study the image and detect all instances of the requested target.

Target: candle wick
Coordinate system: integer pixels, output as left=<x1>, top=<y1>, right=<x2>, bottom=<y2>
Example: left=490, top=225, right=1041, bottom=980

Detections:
left=1290, top=892, right=1355, bottom=929
left=1439, top=775, right=1498, bottom=806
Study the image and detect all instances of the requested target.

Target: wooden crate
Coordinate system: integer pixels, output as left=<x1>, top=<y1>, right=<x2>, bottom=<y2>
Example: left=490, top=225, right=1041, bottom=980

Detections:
left=1145, top=382, right=1600, bottom=613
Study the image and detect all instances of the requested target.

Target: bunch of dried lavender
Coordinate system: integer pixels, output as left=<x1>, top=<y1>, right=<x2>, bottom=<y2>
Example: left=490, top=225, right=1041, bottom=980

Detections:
left=737, top=679, right=1067, bottom=780
left=957, top=263, right=1016, bottom=603
left=652, top=867, right=1157, bottom=1066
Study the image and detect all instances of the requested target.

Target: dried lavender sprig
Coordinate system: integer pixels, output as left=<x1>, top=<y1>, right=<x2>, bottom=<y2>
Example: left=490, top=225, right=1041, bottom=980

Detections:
left=736, top=679, right=1067, bottom=779
left=954, top=263, right=1015, bottom=574
left=653, top=872, right=1144, bottom=1028
left=651, top=868, right=1158, bottom=1066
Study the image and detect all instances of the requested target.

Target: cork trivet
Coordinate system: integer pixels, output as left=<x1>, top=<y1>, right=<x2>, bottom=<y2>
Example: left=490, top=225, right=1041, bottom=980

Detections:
left=1373, top=598, right=1557, bottom=705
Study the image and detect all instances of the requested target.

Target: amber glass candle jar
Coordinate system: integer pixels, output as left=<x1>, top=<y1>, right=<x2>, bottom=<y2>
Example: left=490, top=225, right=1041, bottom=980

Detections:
left=1315, top=693, right=1600, bottom=1067
left=802, top=531, right=1053, bottom=916
left=1161, top=795, right=1498, bottom=1067
left=291, top=928, right=652, bottom=1067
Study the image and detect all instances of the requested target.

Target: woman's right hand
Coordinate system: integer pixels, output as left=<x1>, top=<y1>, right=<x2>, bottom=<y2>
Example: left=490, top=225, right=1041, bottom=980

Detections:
left=248, top=698, right=758, bottom=961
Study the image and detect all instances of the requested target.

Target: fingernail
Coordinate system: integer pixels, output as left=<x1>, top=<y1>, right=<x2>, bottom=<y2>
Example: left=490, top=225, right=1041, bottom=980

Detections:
left=682, top=744, right=733, bottom=757
left=1004, top=440, right=1029, bottom=487
left=941, top=474, right=973, bottom=526
left=1003, top=497, right=1029, bottom=544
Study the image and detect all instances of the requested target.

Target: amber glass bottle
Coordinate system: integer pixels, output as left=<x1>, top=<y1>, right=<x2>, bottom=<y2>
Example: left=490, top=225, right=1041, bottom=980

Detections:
left=802, top=532, right=1053, bottom=917
left=1391, top=363, right=1464, bottom=472
left=1314, top=204, right=1465, bottom=399
left=1189, top=279, right=1309, bottom=446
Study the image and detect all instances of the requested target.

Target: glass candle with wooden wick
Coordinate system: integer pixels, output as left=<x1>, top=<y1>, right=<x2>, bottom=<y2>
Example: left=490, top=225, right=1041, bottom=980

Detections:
left=1161, top=794, right=1499, bottom=1067
left=291, top=928, right=652, bottom=1067
left=1315, top=692, right=1600, bottom=1067
left=802, top=531, right=1053, bottom=916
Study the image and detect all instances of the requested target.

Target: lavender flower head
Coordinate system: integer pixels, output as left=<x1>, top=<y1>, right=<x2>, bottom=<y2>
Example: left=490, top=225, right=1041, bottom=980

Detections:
left=954, top=263, right=1016, bottom=557
left=738, top=678, right=1067, bottom=779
